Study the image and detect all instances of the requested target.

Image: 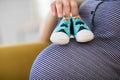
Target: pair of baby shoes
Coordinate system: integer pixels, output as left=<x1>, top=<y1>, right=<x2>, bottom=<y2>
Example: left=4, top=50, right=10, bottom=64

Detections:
left=50, top=16, right=94, bottom=45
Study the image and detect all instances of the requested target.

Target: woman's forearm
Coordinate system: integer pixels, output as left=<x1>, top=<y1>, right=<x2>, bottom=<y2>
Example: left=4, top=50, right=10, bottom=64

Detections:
left=39, top=12, right=58, bottom=42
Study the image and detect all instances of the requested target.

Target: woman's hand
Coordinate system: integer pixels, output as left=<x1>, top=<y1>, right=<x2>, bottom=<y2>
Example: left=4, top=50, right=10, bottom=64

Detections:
left=51, top=0, right=79, bottom=17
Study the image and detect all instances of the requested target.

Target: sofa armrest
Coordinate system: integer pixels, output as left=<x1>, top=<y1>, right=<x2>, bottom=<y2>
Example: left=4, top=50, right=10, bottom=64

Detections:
left=0, top=42, right=50, bottom=80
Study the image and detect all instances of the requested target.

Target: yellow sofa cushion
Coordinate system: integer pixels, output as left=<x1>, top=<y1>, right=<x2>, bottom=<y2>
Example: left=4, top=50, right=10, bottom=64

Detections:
left=0, top=42, right=50, bottom=80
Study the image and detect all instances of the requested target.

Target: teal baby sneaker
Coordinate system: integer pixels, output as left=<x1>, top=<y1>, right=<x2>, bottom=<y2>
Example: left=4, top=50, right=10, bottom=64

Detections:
left=72, top=16, right=94, bottom=42
left=50, top=17, right=71, bottom=45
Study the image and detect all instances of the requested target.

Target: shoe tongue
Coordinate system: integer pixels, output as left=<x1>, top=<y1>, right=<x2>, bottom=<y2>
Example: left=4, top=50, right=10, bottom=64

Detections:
left=63, top=19, right=70, bottom=24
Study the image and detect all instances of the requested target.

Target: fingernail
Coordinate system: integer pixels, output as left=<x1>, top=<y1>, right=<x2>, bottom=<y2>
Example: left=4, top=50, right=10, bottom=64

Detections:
left=58, top=14, right=62, bottom=18
left=52, top=12, right=56, bottom=16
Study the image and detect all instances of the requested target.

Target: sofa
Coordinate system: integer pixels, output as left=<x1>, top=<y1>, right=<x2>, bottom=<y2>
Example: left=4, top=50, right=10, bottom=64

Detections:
left=0, top=42, right=50, bottom=80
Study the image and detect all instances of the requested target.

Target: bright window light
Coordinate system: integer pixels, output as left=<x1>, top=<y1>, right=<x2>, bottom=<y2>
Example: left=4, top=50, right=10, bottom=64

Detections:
left=36, top=0, right=50, bottom=19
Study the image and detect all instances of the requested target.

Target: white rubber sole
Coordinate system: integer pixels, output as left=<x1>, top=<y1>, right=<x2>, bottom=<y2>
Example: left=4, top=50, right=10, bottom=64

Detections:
left=75, top=29, right=94, bottom=42
left=50, top=32, right=70, bottom=45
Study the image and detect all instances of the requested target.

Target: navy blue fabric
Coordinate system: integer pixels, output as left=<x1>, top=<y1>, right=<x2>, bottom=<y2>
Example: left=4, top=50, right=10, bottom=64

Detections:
left=30, top=0, right=120, bottom=79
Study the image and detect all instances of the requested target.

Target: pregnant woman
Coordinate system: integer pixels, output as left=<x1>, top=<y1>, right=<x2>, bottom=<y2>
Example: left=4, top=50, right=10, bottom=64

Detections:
left=30, top=0, right=120, bottom=79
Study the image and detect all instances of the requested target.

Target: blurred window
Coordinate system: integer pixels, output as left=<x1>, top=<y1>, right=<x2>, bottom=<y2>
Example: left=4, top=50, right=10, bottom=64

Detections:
left=0, top=0, right=50, bottom=45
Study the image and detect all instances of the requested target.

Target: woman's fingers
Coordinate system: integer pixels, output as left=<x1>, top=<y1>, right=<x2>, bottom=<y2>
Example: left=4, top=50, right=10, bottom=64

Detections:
left=51, top=1, right=57, bottom=16
left=56, top=0, right=63, bottom=17
left=50, top=0, right=79, bottom=17
left=70, top=0, right=79, bottom=16
left=62, top=0, right=71, bottom=17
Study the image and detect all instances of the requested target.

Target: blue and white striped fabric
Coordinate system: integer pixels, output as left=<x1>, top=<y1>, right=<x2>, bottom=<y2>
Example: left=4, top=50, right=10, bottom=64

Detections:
left=30, top=0, right=120, bottom=79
